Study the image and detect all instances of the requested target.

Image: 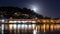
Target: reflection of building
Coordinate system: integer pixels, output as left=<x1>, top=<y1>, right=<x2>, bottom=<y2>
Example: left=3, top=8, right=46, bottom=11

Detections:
left=1, top=19, right=60, bottom=34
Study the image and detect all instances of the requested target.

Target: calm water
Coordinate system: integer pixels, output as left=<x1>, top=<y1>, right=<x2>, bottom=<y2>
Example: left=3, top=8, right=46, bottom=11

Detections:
left=0, top=23, right=60, bottom=34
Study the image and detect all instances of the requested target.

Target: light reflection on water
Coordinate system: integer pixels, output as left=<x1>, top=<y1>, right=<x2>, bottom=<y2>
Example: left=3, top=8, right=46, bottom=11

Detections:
left=37, top=24, right=60, bottom=34
left=37, top=24, right=60, bottom=32
left=1, top=24, right=60, bottom=34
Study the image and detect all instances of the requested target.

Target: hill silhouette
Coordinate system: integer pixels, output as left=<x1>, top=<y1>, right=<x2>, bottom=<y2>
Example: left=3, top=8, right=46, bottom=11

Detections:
left=0, top=7, right=44, bottom=19
left=0, top=7, right=57, bottom=19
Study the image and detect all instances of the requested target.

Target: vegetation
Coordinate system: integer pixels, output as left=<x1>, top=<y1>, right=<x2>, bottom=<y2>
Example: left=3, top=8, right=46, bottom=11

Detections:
left=0, top=7, right=59, bottom=19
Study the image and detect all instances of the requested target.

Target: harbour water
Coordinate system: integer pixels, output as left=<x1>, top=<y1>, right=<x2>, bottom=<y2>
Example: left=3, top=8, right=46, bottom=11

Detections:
left=0, top=23, right=60, bottom=34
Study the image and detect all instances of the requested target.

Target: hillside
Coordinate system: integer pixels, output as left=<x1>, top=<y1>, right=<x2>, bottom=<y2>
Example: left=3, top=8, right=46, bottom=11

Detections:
left=0, top=7, right=51, bottom=19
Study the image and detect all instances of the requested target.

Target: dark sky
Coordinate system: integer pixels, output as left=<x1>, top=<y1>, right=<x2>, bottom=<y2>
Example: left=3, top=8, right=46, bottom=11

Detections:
left=0, top=0, right=60, bottom=18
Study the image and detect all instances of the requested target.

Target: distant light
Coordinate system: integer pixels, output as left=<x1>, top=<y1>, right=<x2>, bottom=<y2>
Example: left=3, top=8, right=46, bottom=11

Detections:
left=29, top=21, right=32, bottom=22
left=2, top=24, right=4, bottom=34
left=25, top=24, right=27, bottom=28
left=32, top=7, right=37, bottom=12
left=22, top=24, right=25, bottom=28
left=32, top=24, right=36, bottom=29
left=29, top=25, right=31, bottom=28
left=9, top=24, right=13, bottom=30
left=2, top=19, right=4, bottom=22
left=30, top=5, right=39, bottom=12
left=14, top=21, right=17, bottom=23
left=9, top=21, right=14, bottom=23
left=18, top=24, right=20, bottom=28
left=24, top=21, right=28, bottom=23
left=32, top=21, right=36, bottom=23
left=21, top=21, right=25, bottom=23
left=33, top=30, right=37, bottom=34
left=14, top=24, right=16, bottom=29
left=17, top=21, right=21, bottom=23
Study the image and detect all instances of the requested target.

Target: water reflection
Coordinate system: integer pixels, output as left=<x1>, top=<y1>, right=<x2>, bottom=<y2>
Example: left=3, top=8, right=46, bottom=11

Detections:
left=38, top=24, right=60, bottom=32
left=1, top=24, right=60, bottom=34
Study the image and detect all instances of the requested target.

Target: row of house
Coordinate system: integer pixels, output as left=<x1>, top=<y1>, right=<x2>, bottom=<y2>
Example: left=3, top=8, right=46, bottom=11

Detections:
left=0, top=19, right=59, bottom=23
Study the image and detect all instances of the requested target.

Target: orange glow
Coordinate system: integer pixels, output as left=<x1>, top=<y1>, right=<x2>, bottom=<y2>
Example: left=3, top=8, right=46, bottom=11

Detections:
left=32, top=24, right=36, bottom=29
left=43, top=20, right=46, bottom=23
left=9, top=24, right=13, bottom=30
left=37, top=25, right=40, bottom=31
left=9, top=21, right=14, bottom=23
left=44, top=24, right=46, bottom=33
left=46, top=20, right=49, bottom=23
left=50, top=20, right=54, bottom=23
left=50, top=24, right=54, bottom=32
left=46, top=24, right=49, bottom=30
left=56, top=20, right=60, bottom=23
left=56, top=24, right=60, bottom=30
left=37, top=20, right=40, bottom=22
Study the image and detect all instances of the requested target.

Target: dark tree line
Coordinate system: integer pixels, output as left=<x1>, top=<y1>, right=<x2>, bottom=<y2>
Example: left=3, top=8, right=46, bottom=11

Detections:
left=0, top=7, right=58, bottom=19
left=0, top=7, right=44, bottom=19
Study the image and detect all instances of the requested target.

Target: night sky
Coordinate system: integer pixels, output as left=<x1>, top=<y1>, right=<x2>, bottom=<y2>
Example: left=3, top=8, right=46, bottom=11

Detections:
left=0, top=0, right=60, bottom=18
